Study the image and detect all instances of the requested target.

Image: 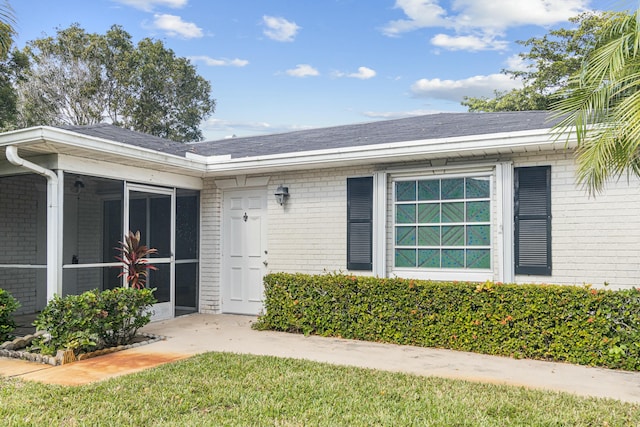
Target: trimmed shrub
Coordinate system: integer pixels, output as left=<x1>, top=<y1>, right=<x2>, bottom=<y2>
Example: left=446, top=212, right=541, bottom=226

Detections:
left=32, top=291, right=100, bottom=355
left=0, top=288, right=20, bottom=342
left=33, top=288, right=156, bottom=356
left=96, top=287, right=156, bottom=347
left=254, top=273, right=640, bottom=371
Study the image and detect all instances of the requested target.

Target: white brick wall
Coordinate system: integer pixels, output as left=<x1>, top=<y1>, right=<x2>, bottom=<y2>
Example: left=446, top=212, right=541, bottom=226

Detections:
left=268, top=166, right=374, bottom=274
left=513, top=151, right=640, bottom=289
left=258, top=151, right=640, bottom=290
left=197, top=167, right=374, bottom=313
left=7, top=147, right=640, bottom=317
left=198, top=178, right=222, bottom=313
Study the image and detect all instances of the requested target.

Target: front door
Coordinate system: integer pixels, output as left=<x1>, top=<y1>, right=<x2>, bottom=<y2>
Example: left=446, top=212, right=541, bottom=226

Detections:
left=222, top=188, right=268, bottom=315
left=125, top=183, right=175, bottom=321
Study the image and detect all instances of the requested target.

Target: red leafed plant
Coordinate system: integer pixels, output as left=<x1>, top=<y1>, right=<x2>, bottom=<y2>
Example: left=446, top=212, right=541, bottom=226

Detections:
left=115, top=230, right=158, bottom=289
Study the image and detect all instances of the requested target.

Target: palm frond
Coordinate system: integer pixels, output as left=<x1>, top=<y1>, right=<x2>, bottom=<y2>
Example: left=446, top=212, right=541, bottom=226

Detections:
left=552, top=10, right=640, bottom=194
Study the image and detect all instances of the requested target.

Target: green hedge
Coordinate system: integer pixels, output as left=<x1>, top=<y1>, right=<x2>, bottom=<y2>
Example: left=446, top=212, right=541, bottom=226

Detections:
left=254, top=273, right=640, bottom=370
left=0, top=289, right=20, bottom=342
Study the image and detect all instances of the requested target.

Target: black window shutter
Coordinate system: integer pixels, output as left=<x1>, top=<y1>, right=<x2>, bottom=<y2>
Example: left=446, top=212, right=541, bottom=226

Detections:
left=514, top=166, right=551, bottom=275
left=347, top=177, right=373, bottom=271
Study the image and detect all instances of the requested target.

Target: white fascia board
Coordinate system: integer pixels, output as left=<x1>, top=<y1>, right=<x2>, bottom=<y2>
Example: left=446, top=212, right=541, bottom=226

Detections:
left=0, top=126, right=208, bottom=174
left=203, top=128, right=576, bottom=175
left=56, top=154, right=203, bottom=189
left=185, top=151, right=231, bottom=162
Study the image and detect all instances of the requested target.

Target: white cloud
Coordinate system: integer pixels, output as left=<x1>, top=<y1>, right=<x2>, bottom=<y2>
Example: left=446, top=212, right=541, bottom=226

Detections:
left=202, top=118, right=313, bottom=140
left=113, top=0, right=187, bottom=12
left=384, top=0, right=587, bottom=34
left=452, top=0, right=588, bottom=30
left=382, top=0, right=450, bottom=37
left=382, top=0, right=588, bottom=51
left=350, top=66, right=377, bottom=79
left=205, top=118, right=272, bottom=132
left=505, top=54, right=529, bottom=72
left=333, top=66, right=377, bottom=80
left=152, top=14, right=203, bottom=38
left=286, top=64, right=319, bottom=77
left=410, top=73, right=523, bottom=102
left=430, top=33, right=508, bottom=51
left=189, top=56, right=249, bottom=67
left=263, top=16, right=301, bottom=42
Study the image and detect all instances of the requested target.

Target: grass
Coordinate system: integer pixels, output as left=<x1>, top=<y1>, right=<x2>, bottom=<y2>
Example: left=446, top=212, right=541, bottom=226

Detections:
left=1, top=352, right=638, bottom=426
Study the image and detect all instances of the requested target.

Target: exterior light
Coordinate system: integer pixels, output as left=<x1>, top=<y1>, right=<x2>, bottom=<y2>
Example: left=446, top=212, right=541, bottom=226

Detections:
left=72, top=176, right=85, bottom=195
left=274, top=185, right=289, bottom=206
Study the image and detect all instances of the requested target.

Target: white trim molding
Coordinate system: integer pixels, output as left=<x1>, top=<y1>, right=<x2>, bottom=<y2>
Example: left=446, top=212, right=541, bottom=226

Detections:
left=496, top=162, right=514, bottom=283
left=373, top=171, right=387, bottom=278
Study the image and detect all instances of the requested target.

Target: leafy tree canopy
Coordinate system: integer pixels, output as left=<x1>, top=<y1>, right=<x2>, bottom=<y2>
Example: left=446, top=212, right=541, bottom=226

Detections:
left=0, top=0, right=14, bottom=58
left=16, top=24, right=216, bottom=142
left=462, top=11, right=627, bottom=112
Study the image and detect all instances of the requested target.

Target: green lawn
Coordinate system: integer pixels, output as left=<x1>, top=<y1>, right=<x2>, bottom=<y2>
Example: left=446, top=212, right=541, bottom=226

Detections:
left=1, top=352, right=638, bottom=426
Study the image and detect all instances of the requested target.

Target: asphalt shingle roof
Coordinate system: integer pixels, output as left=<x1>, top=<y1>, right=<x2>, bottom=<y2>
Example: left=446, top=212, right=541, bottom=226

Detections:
left=62, top=111, right=560, bottom=159
left=60, top=123, right=195, bottom=156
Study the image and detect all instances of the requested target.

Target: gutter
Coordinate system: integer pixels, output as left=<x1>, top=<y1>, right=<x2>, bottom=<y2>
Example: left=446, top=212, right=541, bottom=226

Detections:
left=5, top=145, right=60, bottom=301
left=5, top=145, right=58, bottom=181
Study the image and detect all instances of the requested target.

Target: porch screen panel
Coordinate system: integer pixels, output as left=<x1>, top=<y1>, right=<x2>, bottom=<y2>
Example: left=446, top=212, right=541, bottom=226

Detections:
left=176, top=191, right=199, bottom=310
left=347, top=177, right=373, bottom=271
left=514, top=166, right=551, bottom=275
left=103, top=199, right=122, bottom=289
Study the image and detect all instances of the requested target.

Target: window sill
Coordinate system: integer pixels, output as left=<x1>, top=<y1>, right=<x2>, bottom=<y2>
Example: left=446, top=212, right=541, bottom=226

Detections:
left=391, top=268, right=493, bottom=282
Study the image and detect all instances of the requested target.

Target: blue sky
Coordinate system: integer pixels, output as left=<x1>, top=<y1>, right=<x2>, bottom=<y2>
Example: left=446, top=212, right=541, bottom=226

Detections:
left=11, top=0, right=621, bottom=141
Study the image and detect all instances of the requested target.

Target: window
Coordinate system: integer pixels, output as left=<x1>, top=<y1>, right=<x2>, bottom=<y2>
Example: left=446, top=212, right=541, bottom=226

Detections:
left=394, top=176, right=491, bottom=270
left=347, top=177, right=373, bottom=271
left=514, top=166, right=551, bottom=276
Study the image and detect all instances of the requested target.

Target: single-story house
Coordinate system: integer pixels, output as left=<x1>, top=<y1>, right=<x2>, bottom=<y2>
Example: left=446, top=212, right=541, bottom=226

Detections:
left=1, top=111, right=637, bottom=320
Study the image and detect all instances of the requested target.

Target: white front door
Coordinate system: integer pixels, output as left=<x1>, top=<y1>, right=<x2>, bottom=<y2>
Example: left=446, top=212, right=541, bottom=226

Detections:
left=222, top=188, right=268, bottom=315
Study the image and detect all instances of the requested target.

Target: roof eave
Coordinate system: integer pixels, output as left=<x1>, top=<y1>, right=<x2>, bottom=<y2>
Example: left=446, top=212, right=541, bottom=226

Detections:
left=0, top=126, right=207, bottom=175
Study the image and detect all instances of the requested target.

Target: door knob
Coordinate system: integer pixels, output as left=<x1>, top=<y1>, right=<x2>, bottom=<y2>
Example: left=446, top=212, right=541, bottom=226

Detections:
left=263, top=260, right=268, bottom=267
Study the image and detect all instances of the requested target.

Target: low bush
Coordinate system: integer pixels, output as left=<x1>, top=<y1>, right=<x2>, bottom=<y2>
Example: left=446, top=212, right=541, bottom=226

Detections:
left=254, top=273, right=640, bottom=371
left=96, top=287, right=157, bottom=347
left=0, top=288, right=20, bottom=342
left=33, top=287, right=156, bottom=356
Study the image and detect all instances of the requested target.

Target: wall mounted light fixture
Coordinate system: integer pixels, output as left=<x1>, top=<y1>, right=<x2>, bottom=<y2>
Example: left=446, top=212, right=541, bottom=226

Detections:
left=71, top=176, right=85, bottom=195
left=274, top=184, right=289, bottom=206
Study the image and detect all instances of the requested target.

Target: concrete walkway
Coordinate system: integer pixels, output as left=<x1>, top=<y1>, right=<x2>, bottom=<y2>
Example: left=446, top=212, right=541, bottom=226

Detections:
left=2, top=314, right=640, bottom=404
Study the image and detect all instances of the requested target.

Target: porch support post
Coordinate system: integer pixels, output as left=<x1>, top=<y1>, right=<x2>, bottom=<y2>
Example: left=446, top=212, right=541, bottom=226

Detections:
left=55, top=170, right=64, bottom=297
left=5, top=145, right=61, bottom=301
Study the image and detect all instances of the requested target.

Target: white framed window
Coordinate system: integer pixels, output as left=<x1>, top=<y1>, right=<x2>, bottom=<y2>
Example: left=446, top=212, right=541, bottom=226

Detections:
left=393, top=174, right=492, bottom=273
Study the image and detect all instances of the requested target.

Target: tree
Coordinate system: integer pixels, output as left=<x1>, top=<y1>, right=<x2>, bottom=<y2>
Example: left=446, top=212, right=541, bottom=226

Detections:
left=121, top=38, right=215, bottom=142
left=462, top=12, right=626, bottom=112
left=17, top=25, right=107, bottom=127
left=0, top=1, right=25, bottom=130
left=0, top=0, right=15, bottom=57
left=0, top=43, right=27, bottom=130
left=553, top=10, right=640, bottom=194
left=16, top=24, right=216, bottom=142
